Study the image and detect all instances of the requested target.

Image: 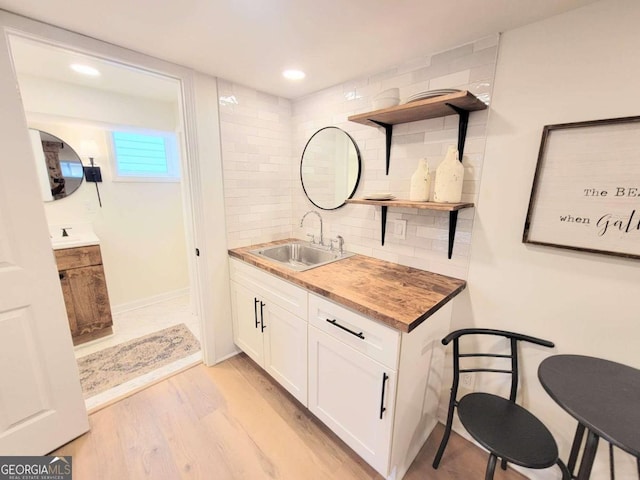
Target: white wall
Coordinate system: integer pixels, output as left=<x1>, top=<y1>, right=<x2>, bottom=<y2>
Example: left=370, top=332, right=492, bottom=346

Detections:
left=20, top=77, right=190, bottom=310
left=18, top=75, right=178, bottom=131
left=456, top=0, right=640, bottom=477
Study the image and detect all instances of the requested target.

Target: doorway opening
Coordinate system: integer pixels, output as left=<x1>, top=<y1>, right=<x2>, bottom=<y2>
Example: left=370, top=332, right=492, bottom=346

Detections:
left=8, top=34, right=203, bottom=411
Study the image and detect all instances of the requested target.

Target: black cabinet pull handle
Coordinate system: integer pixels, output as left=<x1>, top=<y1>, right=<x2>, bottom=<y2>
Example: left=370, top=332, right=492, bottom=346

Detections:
left=325, top=318, right=365, bottom=340
left=260, top=301, right=266, bottom=332
left=379, top=372, right=389, bottom=419
left=254, top=298, right=260, bottom=329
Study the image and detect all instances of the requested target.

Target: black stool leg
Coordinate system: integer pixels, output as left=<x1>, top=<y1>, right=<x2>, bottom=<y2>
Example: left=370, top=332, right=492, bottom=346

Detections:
left=485, top=454, right=497, bottom=480
left=432, top=389, right=457, bottom=468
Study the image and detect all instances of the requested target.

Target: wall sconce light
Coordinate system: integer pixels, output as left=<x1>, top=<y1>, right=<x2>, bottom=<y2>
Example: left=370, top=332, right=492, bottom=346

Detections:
left=79, top=140, right=103, bottom=207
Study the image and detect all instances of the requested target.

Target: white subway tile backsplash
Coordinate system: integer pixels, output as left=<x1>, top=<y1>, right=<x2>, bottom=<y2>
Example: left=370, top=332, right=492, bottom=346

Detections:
left=431, top=44, right=475, bottom=65
left=416, top=226, right=450, bottom=241
left=396, top=55, right=432, bottom=76
left=394, top=132, right=426, bottom=145
left=412, top=62, right=451, bottom=83
left=429, top=69, right=471, bottom=90
left=219, top=78, right=293, bottom=247
left=450, top=46, right=498, bottom=72
left=221, top=35, right=499, bottom=278
left=469, top=64, right=496, bottom=83
left=423, top=127, right=459, bottom=144
left=380, top=72, right=414, bottom=90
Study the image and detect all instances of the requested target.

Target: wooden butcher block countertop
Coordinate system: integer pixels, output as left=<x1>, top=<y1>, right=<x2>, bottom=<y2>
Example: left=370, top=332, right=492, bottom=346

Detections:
left=228, top=239, right=466, bottom=333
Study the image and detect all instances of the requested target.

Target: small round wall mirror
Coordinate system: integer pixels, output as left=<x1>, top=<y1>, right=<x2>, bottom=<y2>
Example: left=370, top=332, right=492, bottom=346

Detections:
left=29, top=129, right=84, bottom=202
left=300, top=126, right=361, bottom=210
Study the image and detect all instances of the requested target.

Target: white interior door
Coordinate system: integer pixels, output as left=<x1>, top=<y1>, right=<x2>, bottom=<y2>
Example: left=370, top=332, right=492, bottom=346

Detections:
left=0, top=31, right=89, bottom=454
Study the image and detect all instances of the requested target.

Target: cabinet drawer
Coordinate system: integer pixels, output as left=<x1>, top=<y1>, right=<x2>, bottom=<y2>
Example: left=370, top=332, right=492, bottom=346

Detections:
left=229, top=258, right=307, bottom=318
left=309, top=294, right=400, bottom=370
left=54, top=245, right=102, bottom=270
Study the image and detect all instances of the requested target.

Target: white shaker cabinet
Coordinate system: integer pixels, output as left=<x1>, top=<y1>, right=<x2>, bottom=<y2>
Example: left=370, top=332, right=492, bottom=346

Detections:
left=229, top=259, right=308, bottom=406
left=229, top=257, right=454, bottom=480
left=262, top=300, right=307, bottom=404
left=308, top=293, right=399, bottom=475
left=230, top=281, right=265, bottom=365
left=309, top=326, right=397, bottom=475
left=308, top=292, right=452, bottom=480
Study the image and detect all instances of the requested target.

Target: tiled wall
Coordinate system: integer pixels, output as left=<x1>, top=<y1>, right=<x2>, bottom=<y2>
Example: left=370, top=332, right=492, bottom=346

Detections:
left=220, top=35, right=498, bottom=279
left=292, top=36, right=498, bottom=279
left=218, top=80, right=293, bottom=248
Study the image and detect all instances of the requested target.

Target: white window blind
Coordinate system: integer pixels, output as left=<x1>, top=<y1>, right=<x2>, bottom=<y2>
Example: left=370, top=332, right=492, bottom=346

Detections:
left=111, top=131, right=179, bottom=181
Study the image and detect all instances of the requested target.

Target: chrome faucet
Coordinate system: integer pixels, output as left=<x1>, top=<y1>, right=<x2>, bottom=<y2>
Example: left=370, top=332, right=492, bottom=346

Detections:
left=300, top=210, right=324, bottom=246
left=331, top=235, right=344, bottom=255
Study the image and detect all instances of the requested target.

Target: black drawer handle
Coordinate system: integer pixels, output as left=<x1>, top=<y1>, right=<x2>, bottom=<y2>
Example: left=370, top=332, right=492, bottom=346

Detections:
left=326, top=318, right=365, bottom=340
left=254, top=298, right=260, bottom=329
left=379, top=372, right=389, bottom=419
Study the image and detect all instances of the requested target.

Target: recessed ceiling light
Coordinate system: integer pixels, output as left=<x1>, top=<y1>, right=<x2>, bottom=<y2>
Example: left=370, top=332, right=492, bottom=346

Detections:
left=70, top=64, right=100, bottom=77
left=283, top=69, right=305, bottom=80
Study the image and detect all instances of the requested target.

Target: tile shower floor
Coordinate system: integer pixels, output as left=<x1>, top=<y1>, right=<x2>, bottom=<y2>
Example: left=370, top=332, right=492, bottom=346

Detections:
left=74, top=294, right=202, bottom=412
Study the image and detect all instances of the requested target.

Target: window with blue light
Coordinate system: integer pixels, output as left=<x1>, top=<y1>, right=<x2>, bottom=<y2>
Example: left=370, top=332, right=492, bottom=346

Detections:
left=60, top=161, right=84, bottom=178
left=111, top=131, right=180, bottom=181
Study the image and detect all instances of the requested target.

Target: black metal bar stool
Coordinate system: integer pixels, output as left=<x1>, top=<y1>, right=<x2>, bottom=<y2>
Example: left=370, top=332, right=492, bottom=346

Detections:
left=432, top=328, right=570, bottom=479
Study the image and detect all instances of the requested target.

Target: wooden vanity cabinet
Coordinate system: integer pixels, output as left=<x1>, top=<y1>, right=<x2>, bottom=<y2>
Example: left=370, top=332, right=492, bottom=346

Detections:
left=54, top=245, right=113, bottom=345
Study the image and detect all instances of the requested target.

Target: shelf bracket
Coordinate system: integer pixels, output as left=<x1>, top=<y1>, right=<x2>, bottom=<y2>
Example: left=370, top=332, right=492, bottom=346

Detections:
left=445, top=104, right=470, bottom=162
left=448, top=210, right=459, bottom=259
left=370, top=120, right=393, bottom=175
left=381, top=205, right=388, bottom=246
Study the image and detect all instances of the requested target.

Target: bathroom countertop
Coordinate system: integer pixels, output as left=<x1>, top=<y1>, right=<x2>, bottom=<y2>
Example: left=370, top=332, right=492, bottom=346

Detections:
left=229, top=239, right=466, bottom=333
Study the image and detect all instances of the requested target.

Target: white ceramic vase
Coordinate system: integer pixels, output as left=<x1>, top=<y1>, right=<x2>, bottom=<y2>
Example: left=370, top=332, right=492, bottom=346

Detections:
left=409, top=159, right=431, bottom=201
left=434, top=145, right=464, bottom=203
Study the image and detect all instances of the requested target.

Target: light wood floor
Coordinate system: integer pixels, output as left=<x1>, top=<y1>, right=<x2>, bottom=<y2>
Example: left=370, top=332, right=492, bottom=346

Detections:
left=53, top=353, right=526, bottom=479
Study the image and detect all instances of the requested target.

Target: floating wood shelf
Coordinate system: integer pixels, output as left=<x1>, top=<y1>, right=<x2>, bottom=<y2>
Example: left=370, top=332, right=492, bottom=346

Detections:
left=348, top=91, right=487, bottom=174
left=345, top=198, right=475, bottom=259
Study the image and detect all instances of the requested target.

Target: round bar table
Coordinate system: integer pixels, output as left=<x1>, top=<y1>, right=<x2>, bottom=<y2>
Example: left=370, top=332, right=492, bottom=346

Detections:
left=538, top=355, right=640, bottom=479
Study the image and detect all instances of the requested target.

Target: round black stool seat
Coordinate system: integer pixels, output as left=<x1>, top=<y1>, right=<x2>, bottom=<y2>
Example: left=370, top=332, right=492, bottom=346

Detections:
left=457, top=392, right=559, bottom=469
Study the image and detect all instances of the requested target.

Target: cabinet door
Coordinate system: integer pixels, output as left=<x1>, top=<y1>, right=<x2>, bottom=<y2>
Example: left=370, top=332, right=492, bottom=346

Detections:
left=230, top=281, right=264, bottom=365
left=263, top=302, right=308, bottom=406
left=308, top=326, right=396, bottom=476
left=58, top=272, right=78, bottom=336
left=65, top=265, right=113, bottom=340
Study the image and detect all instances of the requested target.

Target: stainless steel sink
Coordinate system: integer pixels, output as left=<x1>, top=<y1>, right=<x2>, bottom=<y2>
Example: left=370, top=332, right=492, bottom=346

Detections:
left=250, top=242, right=353, bottom=271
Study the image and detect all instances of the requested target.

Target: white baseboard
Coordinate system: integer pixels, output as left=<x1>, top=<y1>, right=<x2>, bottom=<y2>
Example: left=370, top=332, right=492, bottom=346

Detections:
left=111, top=287, right=190, bottom=315
left=213, top=349, right=241, bottom=365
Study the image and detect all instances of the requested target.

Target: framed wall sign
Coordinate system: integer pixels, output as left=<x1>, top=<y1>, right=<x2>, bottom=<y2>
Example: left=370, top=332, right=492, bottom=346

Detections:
left=523, top=116, right=640, bottom=260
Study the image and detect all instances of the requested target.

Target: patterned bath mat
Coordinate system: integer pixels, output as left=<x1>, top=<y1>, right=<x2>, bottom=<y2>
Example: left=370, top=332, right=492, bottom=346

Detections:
left=78, top=323, right=200, bottom=398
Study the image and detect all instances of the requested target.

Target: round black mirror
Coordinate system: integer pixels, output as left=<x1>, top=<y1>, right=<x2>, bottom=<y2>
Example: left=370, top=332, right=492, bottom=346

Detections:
left=300, top=127, right=361, bottom=210
left=29, top=130, right=84, bottom=201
